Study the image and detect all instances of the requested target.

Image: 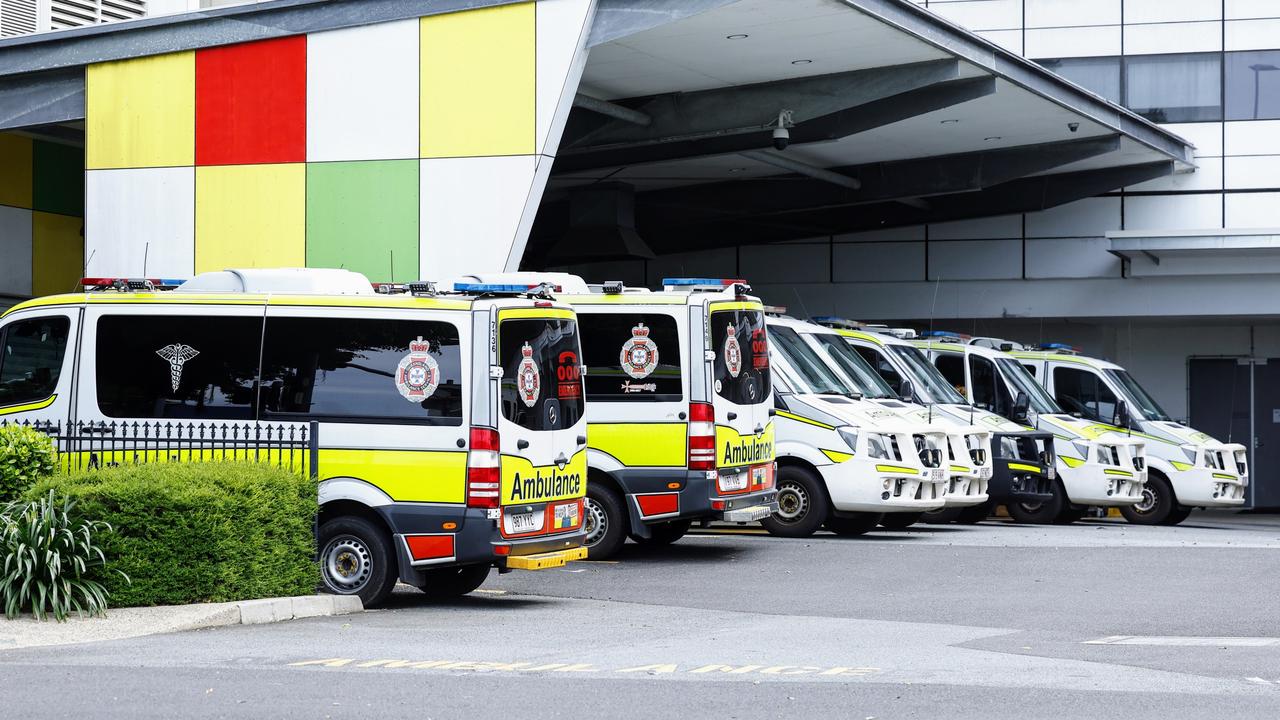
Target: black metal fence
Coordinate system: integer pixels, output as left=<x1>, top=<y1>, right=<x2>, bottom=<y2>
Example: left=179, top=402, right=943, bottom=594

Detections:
left=1, top=419, right=318, bottom=478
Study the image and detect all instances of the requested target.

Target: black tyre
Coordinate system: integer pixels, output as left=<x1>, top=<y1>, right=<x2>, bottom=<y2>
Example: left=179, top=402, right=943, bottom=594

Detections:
left=583, top=482, right=627, bottom=560
left=956, top=500, right=995, bottom=524
left=922, top=507, right=962, bottom=524
left=1006, top=480, right=1066, bottom=524
left=1162, top=504, right=1193, bottom=526
left=633, top=519, right=692, bottom=546
left=878, top=511, right=924, bottom=530
left=318, top=515, right=399, bottom=608
left=824, top=513, right=882, bottom=537
left=1054, top=506, right=1087, bottom=524
left=415, top=565, right=490, bottom=598
left=1119, top=472, right=1180, bottom=525
left=761, top=465, right=830, bottom=538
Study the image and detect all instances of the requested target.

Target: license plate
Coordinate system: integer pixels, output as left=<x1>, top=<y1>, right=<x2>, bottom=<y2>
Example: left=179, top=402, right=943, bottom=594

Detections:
left=1047, top=465, right=1056, bottom=480
left=979, top=466, right=992, bottom=480
left=507, top=511, right=540, bottom=534
left=721, top=471, right=748, bottom=492
left=929, top=468, right=945, bottom=482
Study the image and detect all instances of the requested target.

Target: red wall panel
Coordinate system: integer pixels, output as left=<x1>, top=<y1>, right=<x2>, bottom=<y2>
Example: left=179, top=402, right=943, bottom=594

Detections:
left=196, top=36, right=307, bottom=166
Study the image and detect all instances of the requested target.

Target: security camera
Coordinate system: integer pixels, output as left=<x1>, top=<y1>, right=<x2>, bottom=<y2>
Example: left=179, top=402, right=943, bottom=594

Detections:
left=1068, top=122, right=1080, bottom=133
left=772, top=126, right=791, bottom=150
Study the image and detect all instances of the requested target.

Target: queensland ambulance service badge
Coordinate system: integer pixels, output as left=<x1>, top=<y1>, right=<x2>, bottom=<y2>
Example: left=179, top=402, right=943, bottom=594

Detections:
left=724, top=324, right=742, bottom=378
left=395, top=336, right=440, bottom=402
left=620, top=322, right=659, bottom=380
left=518, top=341, right=541, bottom=407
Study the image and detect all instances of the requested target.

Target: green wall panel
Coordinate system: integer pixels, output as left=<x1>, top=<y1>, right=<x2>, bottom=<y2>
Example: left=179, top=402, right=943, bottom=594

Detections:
left=33, top=140, right=85, bottom=217
left=306, top=160, right=419, bottom=282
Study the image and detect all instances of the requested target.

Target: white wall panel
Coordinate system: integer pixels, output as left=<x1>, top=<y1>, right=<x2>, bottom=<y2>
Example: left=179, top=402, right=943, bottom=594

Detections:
left=1225, top=120, right=1280, bottom=156
left=1025, top=237, right=1122, bottom=279
left=536, top=0, right=595, bottom=157
left=1124, top=0, right=1222, bottom=24
left=1025, top=26, right=1122, bottom=59
left=1128, top=158, right=1223, bottom=192
left=929, top=214, right=1021, bottom=240
left=1227, top=0, right=1280, bottom=20
left=976, top=29, right=1023, bottom=54
left=927, top=239, right=1021, bottom=280
left=740, top=243, right=828, bottom=284
left=0, top=206, right=32, bottom=296
left=832, top=242, right=924, bottom=282
left=928, top=0, right=1022, bottom=30
left=86, top=168, right=194, bottom=278
left=306, top=19, right=419, bottom=162
left=1025, top=197, right=1121, bottom=237
left=646, top=247, right=737, bottom=286
left=421, top=155, right=536, bottom=279
left=1225, top=155, right=1280, bottom=189
left=1124, top=21, right=1222, bottom=55
left=1225, top=18, right=1280, bottom=50
left=1124, top=193, right=1223, bottom=230
left=1161, top=122, right=1224, bottom=157
left=1026, top=0, right=1120, bottom=28
left=1225, top=191, right=1280, bottom=227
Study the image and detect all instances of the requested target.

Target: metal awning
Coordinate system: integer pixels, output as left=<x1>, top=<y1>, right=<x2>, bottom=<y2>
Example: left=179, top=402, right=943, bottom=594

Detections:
left=1109, top=229, right=1280, bottom=277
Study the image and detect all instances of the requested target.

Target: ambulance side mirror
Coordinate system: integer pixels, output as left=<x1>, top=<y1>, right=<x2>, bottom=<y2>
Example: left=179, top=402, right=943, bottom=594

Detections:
left=1113, top=401, right=1131, bottom=429
left=1012, top=391, right=1030, bottom=423
left=899, top=379, right=915, bottom=404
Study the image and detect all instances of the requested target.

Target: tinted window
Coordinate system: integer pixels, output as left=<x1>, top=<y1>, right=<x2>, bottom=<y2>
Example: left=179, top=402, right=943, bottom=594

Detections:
left=854, top=345, right=903, bottom=393
left=1053, top=366, right=1118, bottom=423
left=1225, top=50, right=1280, bottom=121
left=888, top=345, right=966, bottom=405
left=260, top=317, right=463, bottom=425
left=1037, top=56, right=1122, bottom=103
left=934, top=354, right=966, bottom=396
left=499, top=318, right=585, bottom=431
left=97, top=315, right=260, bottom=420
left=579, top=313, right=681, bottom=402
left=1125, top=53, right=1222, bottom=123
left=769, top=326, right=849, bottom=396
left=710, top=309, right=770, bottom=405
left=0, top=316, right=70, bottom=407
left=971, top=355, right=1013, bottom=417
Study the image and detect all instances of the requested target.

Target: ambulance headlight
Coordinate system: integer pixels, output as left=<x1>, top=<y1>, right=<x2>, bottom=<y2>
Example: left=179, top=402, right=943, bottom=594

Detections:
left=866, top=433, right=892, bottom=460
left=1072, top=440, right=1092, bottom=463
left=837, top=426, right=860, bottom=453
left=1180, top=445, right=1199, bottom=464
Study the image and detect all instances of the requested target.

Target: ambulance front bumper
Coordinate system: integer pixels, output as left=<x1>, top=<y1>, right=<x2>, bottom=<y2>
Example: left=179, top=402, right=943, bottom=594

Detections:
left=1059, top=463, right=1146, bottom=506
left=989, top=431, right=1056, bottom=504
left=823, top=458, right=948, bottom=513
left=942, top=466, right=991, bottom=507
left=1169, top=466, right=1247, bottom=506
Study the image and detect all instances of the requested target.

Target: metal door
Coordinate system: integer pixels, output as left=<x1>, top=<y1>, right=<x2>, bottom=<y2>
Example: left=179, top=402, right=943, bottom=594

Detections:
left=1251, top=360, right=1280, bottom=508
left=1188, top=358, right=1262, bottom=506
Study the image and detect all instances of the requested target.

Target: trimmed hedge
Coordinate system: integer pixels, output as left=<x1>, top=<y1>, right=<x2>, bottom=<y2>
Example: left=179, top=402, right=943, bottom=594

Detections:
left=27, top=463, right=317, bottom=607
left=0, top=425, right=57, bottom=503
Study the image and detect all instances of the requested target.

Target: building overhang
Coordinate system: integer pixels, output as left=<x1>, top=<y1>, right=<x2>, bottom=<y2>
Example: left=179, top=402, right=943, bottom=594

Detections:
left=1109, top=229, right=1280, bottom=277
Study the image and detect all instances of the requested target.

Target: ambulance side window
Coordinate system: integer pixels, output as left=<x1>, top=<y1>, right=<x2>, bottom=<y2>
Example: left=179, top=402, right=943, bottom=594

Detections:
left=260, top=317, right=464, bottom=425
left=578, top=313, right=682, bottom=401
left=853, top=345, right=903, bottom=394
left=96, top=315, right=260, bottom=420
left=970, top=355, right=1012, bottom=417
left=1052, top=366, right=1117, bottom=423
left=1022, top=363, right=1039, bottom=379
left=934, top=354, right=966, bottom=396
left=0, top=316, right=70, bottom=407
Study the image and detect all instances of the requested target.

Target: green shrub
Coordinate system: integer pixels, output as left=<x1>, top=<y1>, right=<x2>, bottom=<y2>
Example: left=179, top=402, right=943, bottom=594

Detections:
left=0, top=425, right=57, bottom=502
left=27, top=462, right=318, bottom=607
left=1, top=490, right=124, bottom=621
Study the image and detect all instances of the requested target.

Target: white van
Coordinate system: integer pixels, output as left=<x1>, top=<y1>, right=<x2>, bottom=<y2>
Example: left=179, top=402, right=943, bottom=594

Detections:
left=0, top=269, right=589, bottom=606
left=1012, top=346, right=1247, bottom=524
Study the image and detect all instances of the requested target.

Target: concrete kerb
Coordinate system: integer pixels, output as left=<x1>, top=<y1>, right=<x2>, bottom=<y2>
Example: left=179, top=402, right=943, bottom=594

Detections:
left=0, top=594, right=363, bottom=651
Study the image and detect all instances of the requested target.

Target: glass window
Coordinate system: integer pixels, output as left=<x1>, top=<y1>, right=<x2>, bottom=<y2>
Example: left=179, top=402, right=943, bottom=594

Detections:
left=810, top=335, right=896, bottom=399
left=769, top=326, right=849, bottom=396
left=934, top=353, right=967, bottom=397
left=853, top=345, right=903, bottom=393
left=971, top=355, right=1013, bottom=417
left=710, top=309, right=770, bottom=405
left=499, top=317, right=585, bottom=431
left=1037, top=57, right=1122, bottom=104
left=1125, top=53, right=1222, bottom=123
left=1053, top=366, right=1119, bottom=423
left=1105, top=369, right=1171, bottom=422
left=1225, top=50, right=1280, bottom=121
left=1022, top=363, right=1039, bottom=379
left=260, top=317, right=464, bottom=425
left=888, top=345, right=967, bottom=405
left=0, top=316, right=70, bottom=408
left=578, top=313, right=682, bottom=402
left=999, top=358, right=1059, bottom=414
left=97, top=315, right=260, bottom=420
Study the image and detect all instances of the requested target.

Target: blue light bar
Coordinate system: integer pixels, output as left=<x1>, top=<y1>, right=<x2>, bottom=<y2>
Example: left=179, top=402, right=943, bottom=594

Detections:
left=662, top=277, right=746, bottom=286
left=919, top=330, right=966, bottom=339
left=453, top=282, right=559, bottom=294
left=1041, top=342, right=1075, bottom=350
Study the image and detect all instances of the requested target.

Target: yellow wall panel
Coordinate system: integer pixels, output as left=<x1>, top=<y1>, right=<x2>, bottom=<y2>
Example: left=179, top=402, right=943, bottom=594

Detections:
left=420, top=2, right=535, bottom=158
left=87, top=52, right=195, bottom=170
left=31, top=211, right=84, bottom=297
left=0, top=133, right=33, bottom=209
left=195, top=164, right=305, bottom=272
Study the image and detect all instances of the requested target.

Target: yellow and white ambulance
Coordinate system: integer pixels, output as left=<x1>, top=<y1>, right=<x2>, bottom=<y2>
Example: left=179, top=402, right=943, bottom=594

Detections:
left=0, top=269, right=589, bottom=606
left=914, top=334, right=1147, bottom=524
left=1011, top=345, right=1247, bottom=524
left=763, top=314, right=955, bottom=535
left=452, top=275, right=778, bottom=559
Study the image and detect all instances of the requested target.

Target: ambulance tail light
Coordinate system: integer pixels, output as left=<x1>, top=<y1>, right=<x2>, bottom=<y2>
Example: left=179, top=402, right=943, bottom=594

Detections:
left=467, top=427, right=501, bottom=509
left=688, top=402, right=716, bottom=471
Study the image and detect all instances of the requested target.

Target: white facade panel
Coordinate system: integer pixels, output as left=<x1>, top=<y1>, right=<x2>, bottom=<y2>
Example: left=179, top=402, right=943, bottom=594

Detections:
left=1124, top=21, right=1223, bottom=55
left=1026, top=0, right=1121, bottom=28
left=927, top=239, right=1021, bottom=280
left=1025, top=197, right=1121, bottom=238
left=1225, top=155, right=1280, bottom=189
left=85, top=168, right=195, bottom=278
left=832, top=242, right=924, bottom=282
left=646, top=247, right=737, bottom=286
left=306, top=19, right=419, bottom=162
left=1124, top=0, right=1222, bottom=24
left=0, top=205, right=32, bottom=296
left=420, top=155, right=536, bottom=279
left=928, top=0, right=1022, bottom=31
left=1025, top=25, right=1122, bottom=59
left=1225, top=18, right=1280, bottom=51
left=536, top=0, right=595, bottom=157
left=1226, top=0, right=1280, bottom=21
left=976, top=29, right=1023, bottom=54
left=1124, top=194, right=1224, bottom=231
left=929, top=214, right=1021, bottom=240
left=1127, top=158, right=1223, bottom=192
left=1161, top=122, right=1224, bottom=157
left=740, top=243, right=828, bottom=284
left=1025, top=237, right=1122, bottom=279
left=1224, top=120, right=1280, bottom=156
left=1225, top=191, right=1280, bottom=227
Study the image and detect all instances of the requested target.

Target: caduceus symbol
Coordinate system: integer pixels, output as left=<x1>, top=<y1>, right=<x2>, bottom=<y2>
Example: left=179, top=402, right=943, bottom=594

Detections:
left=156, top=344, right=199, bottom=392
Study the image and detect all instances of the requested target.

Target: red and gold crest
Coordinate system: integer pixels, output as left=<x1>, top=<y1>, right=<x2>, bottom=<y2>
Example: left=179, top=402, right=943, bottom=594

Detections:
left=620, top=322, right=659, bottom=380
left=395, top=336, right=440, bottom=402
left=518, top=341, right=541, bottom=407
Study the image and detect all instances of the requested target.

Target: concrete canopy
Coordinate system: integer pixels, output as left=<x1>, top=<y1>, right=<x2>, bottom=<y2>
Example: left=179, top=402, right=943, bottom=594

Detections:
left=530, top=0, right=1195, bottom=264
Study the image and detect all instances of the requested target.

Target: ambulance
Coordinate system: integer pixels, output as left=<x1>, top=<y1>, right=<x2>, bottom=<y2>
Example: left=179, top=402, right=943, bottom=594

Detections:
left=1010, top=345, right=1247, bottom=524
left=914, top=334, right=1147, bottom=524
left=0, top=269, right=589, bottom=607
left=451, top=274, right=778, bottom=559
left=818, top=320, right=1056, bottom=523
left=762, top=314, right=958, bottom=535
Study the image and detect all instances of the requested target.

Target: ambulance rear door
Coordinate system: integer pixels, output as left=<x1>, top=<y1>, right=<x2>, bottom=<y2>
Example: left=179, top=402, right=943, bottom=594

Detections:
left=705, top=300, right=774, bottom=485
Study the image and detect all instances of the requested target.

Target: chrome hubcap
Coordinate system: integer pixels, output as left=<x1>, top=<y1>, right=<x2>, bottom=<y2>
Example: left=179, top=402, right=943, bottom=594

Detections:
left=1134, top=485, right=1158, bottom=514
left=776, top=481, right=809, bottom=523
left=322, top=535, right=372, bottom=593
left=584, top=497, right=609, bottom=547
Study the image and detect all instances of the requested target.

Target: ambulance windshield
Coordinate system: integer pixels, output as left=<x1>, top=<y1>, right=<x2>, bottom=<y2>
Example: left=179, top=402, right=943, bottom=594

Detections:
left=769, top=326, right=851, bottom=397
left=1106, top=369, right=1171, bottom=422
left=807, top=333, right=897, bottom=399
left=889, top=344, right=967, bottom=405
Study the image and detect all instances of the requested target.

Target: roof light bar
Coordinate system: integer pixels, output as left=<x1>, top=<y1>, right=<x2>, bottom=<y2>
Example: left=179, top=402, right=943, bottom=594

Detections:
left=80, top=277, right=185, bottom=292
left=453, top=282, right=561, bottom=296
left=810, top=316, right=860, bottom=329
left=763, top=305, right=788, bottom=315
left=919, top=330, right=969, bottom=342
left=1037, top=342, right=1081, bottom=355
left=662, top=277, right=746, bottom=287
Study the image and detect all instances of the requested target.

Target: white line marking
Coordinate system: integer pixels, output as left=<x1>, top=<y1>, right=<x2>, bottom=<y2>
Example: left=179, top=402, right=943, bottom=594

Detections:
left=1246, top=677, right=1273, bottom=685
left=1084, top=636, right=1280, bottom=647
